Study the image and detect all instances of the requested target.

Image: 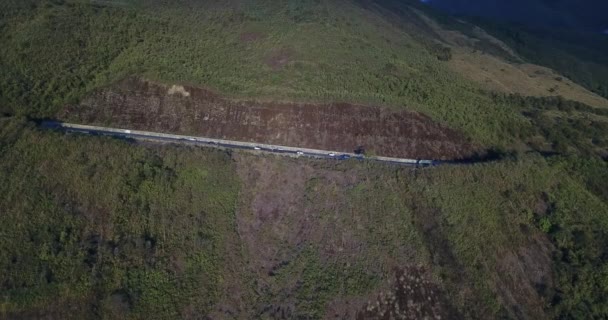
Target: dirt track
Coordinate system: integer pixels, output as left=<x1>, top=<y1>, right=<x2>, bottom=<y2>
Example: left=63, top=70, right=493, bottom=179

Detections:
left=61, top=78, right=480, bottom=160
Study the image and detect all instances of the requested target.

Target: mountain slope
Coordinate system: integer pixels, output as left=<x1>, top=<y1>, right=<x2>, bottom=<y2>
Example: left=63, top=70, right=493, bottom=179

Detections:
left=1, top=0, right=607, bottom=151
left=1, top=1, right=608, bottom=319
left=2, top=118, right=608, bottom=319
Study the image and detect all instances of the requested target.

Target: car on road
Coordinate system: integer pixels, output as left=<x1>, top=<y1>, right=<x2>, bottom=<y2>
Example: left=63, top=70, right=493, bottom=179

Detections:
left=125, top=130, right=131, bottom=134
left=328, top=153, right=336, bottom=157
left=417, top=160, right=434, bottom=166
left=187, top=138, right=196, bottom=141
left=254, top=146, right=261, bottom=150
left=297, top=151, right=304, bottom=155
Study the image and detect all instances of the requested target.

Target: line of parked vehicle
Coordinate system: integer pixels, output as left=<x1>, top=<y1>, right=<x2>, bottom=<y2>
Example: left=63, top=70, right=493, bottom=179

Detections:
left=192, top=139, right=438, bottom=166
left=41, top=121, right=442, bottom=167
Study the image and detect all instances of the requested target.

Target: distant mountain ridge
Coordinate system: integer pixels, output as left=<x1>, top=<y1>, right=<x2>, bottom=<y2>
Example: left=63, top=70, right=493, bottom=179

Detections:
left=424, top=0, right=608, bottom=33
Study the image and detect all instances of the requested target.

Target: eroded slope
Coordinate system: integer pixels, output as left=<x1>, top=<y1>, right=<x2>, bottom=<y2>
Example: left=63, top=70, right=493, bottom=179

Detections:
left=61, top=78, right=480, bottom=160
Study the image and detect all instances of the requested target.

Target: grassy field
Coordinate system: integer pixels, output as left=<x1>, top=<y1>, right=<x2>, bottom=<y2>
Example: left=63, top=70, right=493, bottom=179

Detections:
left=446, top=48, right=608, bottom=109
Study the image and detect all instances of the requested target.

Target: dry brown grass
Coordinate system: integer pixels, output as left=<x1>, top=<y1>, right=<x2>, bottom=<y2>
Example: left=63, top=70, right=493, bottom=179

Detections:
left=447, top=49, right=608, bottom=108
left=411, top=9, right=608, bottom=109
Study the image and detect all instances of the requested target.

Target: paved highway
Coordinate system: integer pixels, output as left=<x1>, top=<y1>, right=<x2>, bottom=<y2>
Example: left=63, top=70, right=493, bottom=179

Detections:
left=40, top=121, right=443, bottom=167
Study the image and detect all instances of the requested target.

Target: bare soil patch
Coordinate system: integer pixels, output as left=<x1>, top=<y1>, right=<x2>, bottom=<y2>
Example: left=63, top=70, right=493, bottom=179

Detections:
left=233, top=154, right=363, bottom=280
left=493, top=235, right=555, bottom=320
left=239, top=31, right=264, bottom=43
left=201, top=154, right=557, bottom=318
left=61, top=78, right=480, bottom=160
left=228, top=153, right=449, bottom=319
left=265, top=48, right=294, bottom=70
left=355, top=267, right=459, bottom=320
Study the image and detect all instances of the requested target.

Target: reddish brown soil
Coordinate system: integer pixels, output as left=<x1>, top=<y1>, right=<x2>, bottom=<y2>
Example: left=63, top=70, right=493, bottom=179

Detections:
left=493, top=234, right=555, bottom=319
left=265, top=48, right=294, bottom=70
left=233, top=155, right=364, bottom=280
left=61, top=78, right=480, bottom=160
left=239, top=31, right=264, bottom=43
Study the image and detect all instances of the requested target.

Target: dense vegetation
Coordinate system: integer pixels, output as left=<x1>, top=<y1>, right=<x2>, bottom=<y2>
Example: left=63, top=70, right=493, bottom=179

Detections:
left=1, top=118, right=607, bottom=319
left=490, top=94, right=608, bottom=157
left=0, top=117, right=240, bottom=318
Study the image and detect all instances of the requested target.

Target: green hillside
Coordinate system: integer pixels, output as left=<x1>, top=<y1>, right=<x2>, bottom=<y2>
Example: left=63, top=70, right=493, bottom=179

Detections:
left=2, top=0, right=607, bottom=150
left=1, top=1, right=608, bottom=319
left=2, top=116, right=608, bottom=319
left=0, top=0, right=529, bottom=147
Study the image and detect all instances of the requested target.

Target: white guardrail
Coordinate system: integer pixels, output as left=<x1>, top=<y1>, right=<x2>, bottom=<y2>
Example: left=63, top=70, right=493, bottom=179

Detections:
left=42, top=121, right=440, bottom=166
